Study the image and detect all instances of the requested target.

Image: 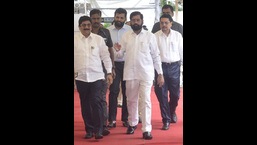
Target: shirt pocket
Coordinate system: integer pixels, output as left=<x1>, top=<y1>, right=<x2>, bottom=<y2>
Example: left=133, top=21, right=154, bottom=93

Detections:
left=90, top=45, right=99, bottom=56
left=170, top=41, right=178, bottom=52
left=139, top=41, right=149, bottom=53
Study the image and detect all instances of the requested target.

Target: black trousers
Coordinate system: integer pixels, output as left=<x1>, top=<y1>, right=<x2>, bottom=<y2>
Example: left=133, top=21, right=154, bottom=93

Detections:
left=154, top=61, right=181, bottom=124
left=101, top=64, right=109, bottom=127
left=76, top=80, right=104, bottom=134
left=108, top=61, right=128, bottom=122
left=101, top=76, right=108, bottom=127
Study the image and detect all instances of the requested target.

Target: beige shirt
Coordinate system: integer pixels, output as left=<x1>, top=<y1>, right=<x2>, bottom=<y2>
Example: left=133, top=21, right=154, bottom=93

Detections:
left=107, top=24, right=132, bottom=62
left=74, top=32, right=112, bottom=82
left=154, top=29, right=183, bottom=63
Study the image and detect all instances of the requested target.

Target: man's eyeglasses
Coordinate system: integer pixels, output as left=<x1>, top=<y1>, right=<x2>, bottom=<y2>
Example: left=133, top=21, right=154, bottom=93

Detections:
left=81, top=23, right=91, bottom=27
left=160, top=22, right=170, bottom=25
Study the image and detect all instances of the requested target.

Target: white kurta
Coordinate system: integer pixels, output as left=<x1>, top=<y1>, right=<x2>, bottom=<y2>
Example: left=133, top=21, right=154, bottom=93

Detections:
left=117, top=29, right=163, bottom=132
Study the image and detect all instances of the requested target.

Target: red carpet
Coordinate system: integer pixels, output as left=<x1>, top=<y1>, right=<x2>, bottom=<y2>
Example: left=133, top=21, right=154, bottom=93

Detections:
left=74, top=87, right=183, bottom=145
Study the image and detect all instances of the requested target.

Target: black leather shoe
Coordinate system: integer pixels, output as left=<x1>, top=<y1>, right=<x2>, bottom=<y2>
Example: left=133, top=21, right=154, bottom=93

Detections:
left=170, top=113, right=177, bottom=123
left=107, top=121, right=116, bottom=128
left=126, top=125, right=137, bottom=134
left=84, top=132, right=94, bottom=139
left=161, top=122, right=170, bottom=130
left=102, top=127, right=110, bottom=136
left=95, top=132, right=103, bottom=139
left=142, top=132, right=153, bottom=140
left=122, top=121, right=129, bottom=127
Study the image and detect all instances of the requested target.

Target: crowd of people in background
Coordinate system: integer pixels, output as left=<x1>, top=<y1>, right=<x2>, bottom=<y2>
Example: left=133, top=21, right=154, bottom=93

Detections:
left=74, top=4, right=183, bottom=140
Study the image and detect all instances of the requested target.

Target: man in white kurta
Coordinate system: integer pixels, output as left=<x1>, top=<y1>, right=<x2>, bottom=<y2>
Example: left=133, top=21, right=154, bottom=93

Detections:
left=115, top=11, right=164, bottom=140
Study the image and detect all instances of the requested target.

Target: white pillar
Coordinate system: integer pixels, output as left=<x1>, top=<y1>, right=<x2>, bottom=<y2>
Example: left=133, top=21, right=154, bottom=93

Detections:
left=154, top=0, right=161, bottom=23
left=175, top=0, right=178, bottom=21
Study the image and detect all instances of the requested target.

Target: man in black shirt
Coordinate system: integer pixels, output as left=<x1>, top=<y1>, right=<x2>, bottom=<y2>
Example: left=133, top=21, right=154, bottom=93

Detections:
left=151, top=4, right=183, bottom=37
left=90, top=9, right=115, bottom=137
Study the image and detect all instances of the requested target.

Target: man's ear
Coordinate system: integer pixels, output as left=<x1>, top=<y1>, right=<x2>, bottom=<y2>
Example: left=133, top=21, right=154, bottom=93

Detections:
left=171, top=12, right=174, bottom=17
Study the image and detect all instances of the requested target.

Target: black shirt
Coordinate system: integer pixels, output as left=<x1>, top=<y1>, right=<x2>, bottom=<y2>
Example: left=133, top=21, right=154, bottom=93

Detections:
left=97, top=28, right=113, bottom=48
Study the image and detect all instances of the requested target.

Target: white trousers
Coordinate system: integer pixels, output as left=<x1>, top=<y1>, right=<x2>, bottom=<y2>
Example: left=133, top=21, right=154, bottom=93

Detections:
left=126, top=79, right=152, bottom=132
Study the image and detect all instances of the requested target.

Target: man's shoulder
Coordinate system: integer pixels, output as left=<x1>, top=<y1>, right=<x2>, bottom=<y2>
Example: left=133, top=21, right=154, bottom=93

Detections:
left=90, top=32, right=96, bottom=37
left=100, top=27, right=110, bottom=33
left=124, top=24, right=132, bottom=29
left=107, top=25, right=115, bottom=30
left=143, top=29, right=155, bottom=36
left=99, top=28, right=111, bottom=38
left=153, top=21, right=160, bottom=26
left=91, top=33, right=102, bottom=38
left=155, top=30, right=162, bottom=35
left=172, top=21, right=183, bottom=27
left=151, top=22, right=160, bottom=33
